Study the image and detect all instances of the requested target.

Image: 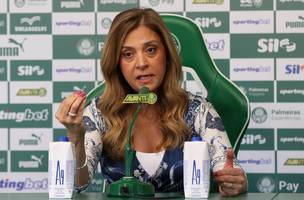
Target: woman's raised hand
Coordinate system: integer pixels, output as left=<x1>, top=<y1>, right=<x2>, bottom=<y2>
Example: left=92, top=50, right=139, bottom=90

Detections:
left=55, top=90, right=86, bottom=144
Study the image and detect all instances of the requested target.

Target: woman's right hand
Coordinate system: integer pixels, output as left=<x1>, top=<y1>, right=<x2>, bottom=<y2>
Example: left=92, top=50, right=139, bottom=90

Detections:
left=55, top=90, right=87, bottom=144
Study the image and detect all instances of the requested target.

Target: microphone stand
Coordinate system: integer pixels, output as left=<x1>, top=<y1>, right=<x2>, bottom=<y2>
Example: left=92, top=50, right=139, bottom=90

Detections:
left=106, top=88, right=155, bottom=197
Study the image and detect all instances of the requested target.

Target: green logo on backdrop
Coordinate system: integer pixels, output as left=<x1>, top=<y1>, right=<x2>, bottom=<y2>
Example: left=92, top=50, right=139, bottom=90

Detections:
left=0, top=151, right=7, bottom=172
left=10, top=60, right=52, bottom=81
left=53, top=82, right=95, bottom=102
left=0, top=104, right=52, bottom=128
left=53, top=35, right=98, bottom=59
left=231, top=34, right=304, bottom=58
left=241, top=129, right=274, bottom=150
left=0, top=14, right=7, bottom=34
left=277, top=81, right=304, bottom=102
left=277, top=0, right=304, bottom=10
left=186, top=12, right=229, bottom=33
left=53, top=0, right=94, bottom=12
left=98, top=0, right=139, bottom=11
left=251, top=107, right=267, bottom=123
left=278, top=129, right=304, bottom=150
left=235, top=81, right=273, bottom=102
left=231, top=0, right=273, bottom=10
left=11, top=151, right=48, bottom=172
left=0, top=61, right=7, bottom=80
left=10, top=13, right=51, bottom=34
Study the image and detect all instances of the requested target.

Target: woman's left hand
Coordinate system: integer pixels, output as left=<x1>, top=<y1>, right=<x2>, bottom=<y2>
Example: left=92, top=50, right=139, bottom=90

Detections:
left=213, top=148, right=247, bottom=197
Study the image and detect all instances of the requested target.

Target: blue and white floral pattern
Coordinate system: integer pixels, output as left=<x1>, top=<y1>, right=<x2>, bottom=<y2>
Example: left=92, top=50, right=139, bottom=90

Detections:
left=78, top=93, right=242, bottom=192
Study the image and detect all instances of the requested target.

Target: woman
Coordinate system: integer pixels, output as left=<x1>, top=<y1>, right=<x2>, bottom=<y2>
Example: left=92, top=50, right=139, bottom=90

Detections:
left=56, top=8, right=247, bottom=197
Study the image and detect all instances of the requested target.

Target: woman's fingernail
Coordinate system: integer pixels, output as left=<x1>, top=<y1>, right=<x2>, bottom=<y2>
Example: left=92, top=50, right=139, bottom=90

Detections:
left=73, top=90, right=81, bottom=95
left=74, top=90, right=86, bottom=97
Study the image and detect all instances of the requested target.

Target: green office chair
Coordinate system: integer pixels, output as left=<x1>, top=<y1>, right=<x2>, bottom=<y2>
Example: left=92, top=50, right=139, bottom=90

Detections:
left=86, top=14, right=250, bottom=154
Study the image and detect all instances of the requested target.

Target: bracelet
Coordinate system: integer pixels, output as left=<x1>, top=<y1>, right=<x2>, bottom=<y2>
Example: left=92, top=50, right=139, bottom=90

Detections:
left=76, top=159, right=87, bottom=170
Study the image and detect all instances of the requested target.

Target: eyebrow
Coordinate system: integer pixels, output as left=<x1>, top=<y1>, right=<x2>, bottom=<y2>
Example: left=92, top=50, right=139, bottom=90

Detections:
left=121, top=40, right=160, bottom=49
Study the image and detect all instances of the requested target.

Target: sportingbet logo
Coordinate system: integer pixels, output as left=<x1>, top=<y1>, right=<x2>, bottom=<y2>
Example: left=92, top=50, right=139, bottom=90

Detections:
left=257, top=38, right=296, bottom=53
left=123, top=93, right=157, bottom=104
left=206, top=39, right=225, bottom=51
left=0, top=178, right=48, bottom=191
left=0, top=109, right=48, bottom=122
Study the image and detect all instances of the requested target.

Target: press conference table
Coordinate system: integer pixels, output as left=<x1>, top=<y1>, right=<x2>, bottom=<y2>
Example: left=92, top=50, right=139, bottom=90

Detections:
left=1, top=193, right=304, bottom=200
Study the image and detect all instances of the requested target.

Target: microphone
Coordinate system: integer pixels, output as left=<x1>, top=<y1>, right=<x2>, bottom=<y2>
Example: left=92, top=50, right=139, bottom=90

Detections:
left=106, top=86, right=156, bottom=197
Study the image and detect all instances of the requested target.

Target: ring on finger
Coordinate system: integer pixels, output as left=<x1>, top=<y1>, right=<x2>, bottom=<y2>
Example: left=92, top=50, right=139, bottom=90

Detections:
left=68, top=112, right=77, bottom=117
left=227, top=182, right=233, bottom=188
left=223, top=182, right=233, bottom=188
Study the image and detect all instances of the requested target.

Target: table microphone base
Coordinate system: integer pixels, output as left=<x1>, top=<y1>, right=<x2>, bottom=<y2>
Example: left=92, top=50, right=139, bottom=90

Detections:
left=106, top=177, right=155, bottom=197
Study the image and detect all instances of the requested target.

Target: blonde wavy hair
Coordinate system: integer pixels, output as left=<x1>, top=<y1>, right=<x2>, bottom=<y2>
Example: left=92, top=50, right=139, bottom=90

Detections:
left=99, top=8, right=190, bottom=160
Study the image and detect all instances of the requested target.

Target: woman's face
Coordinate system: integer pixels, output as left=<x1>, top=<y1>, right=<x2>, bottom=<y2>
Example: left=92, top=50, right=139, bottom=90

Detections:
left=119, top=25, right=166, bottom=92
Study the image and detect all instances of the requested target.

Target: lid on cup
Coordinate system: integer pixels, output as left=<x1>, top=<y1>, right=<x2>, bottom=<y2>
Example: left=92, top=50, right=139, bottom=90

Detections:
left=191, top=134, right=202, bottom=141
left=59, top=136, right=69, bottom=142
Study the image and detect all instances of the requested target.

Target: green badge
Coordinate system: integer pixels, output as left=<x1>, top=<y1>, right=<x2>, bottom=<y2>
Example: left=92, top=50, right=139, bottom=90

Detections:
left=123, top=93, right=157, bottom=104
